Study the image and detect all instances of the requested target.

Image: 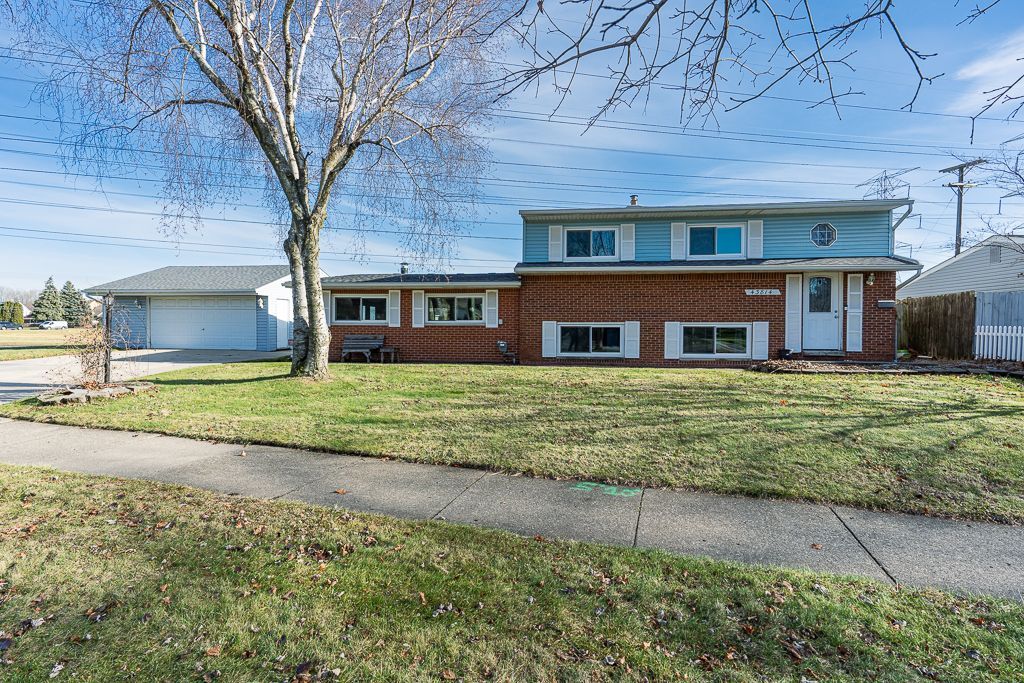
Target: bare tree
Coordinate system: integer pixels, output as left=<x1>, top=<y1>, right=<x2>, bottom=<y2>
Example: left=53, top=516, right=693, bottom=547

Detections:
left=13, top=0, right=511, bottom=378
left=503, top=0, right=940, bottom=124
left=965, top=149, right=1024, bottom=260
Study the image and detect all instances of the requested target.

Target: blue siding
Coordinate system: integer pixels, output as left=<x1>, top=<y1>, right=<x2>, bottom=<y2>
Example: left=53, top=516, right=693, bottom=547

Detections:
left=762, top=212, right=891, bottom=258
left=256, top=296, right=271, bottom=350
left=635, top=222, right=670, bottom=260
left=110, top=296, right=148, bottom=348
left=522, top=210, right=893, bottom=262
left=523, top=222, right=549, bottom=261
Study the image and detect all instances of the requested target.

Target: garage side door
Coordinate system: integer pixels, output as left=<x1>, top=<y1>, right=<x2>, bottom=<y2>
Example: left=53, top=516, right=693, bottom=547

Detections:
left=150, top=296, right=258, bottom=350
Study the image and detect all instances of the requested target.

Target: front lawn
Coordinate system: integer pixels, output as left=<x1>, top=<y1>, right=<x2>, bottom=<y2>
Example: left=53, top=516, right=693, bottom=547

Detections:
left=2, top=362, right=1023, bottom=523
left=0, top=328, right=84, bottom=361
left=1, top=464, right=1021, bottom=681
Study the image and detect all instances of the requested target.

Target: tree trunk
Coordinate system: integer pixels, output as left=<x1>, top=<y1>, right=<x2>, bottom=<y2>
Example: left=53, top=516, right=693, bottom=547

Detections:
left=297, top=217, right=331, bottom=379
left=284, top=230, right=310, bottom=375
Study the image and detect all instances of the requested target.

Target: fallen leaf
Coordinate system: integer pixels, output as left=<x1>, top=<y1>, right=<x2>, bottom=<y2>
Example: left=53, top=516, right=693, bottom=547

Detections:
left=418, top=592, right=427, bottom=605
left=441, top=669, right=456, bottom=680
left=206, top=645, right=222, bottom=657
left=334, top=489, right=349, bottom=495
left=810, top=543, right=823, bottom=551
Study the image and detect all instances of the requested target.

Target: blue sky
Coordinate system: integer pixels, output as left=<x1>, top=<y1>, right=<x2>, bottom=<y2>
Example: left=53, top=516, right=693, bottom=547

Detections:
left=2, top=2, right=1024, bottom=291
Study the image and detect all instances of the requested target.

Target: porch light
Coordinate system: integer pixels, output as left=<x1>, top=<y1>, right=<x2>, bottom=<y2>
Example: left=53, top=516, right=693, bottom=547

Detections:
left=866, top=273, right=875, bottom=286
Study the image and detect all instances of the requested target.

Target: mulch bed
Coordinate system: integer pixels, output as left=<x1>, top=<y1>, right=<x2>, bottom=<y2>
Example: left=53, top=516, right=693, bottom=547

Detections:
left=750, top=358, right=1024, bottom=378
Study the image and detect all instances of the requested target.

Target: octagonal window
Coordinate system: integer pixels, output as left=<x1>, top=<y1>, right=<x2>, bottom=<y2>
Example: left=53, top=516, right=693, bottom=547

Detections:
left=810, top=222, right=837, bottom=248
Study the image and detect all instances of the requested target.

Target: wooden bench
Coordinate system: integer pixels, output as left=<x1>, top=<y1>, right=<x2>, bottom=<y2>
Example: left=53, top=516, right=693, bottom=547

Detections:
left=341, top=334, right=386, bottom=362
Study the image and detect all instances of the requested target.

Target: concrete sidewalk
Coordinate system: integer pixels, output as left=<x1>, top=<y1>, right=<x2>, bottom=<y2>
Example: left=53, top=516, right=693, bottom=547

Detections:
left=1, top=417, right=1021, bottom=599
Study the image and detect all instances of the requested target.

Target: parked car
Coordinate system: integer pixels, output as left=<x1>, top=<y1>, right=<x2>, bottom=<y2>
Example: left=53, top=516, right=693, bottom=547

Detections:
left=37, top=320, right=69, bottom=330
left=0, top=321, right=22, bottom=330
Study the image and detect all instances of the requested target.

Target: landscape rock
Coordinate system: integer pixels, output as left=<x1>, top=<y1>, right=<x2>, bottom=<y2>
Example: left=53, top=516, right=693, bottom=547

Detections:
left=37, top=381, right=156, bottom=405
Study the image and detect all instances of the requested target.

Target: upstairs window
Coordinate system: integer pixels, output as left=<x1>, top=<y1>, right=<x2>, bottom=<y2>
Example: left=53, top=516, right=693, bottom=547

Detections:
left=427, top=295, right=483, bottom=323
left=565, top=228, right=617, bottom=259
left=810, top=222, right=837, bottom=248
left=688, top=225, right=744, bottom=258
left=334, top=296, right=388, bottom=323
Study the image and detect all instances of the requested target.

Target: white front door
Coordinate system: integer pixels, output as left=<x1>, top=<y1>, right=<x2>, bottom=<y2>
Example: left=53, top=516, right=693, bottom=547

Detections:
left=276, top=298, right=290, bottom=349
left=803, top=273, right=841, bottom=350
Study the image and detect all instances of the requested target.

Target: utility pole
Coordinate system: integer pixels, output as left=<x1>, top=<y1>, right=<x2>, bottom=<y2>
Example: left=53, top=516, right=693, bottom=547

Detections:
left=940, top=159, right=986, bottom=255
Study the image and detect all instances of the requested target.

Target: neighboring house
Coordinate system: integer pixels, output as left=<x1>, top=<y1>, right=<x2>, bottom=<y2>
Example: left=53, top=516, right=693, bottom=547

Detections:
left=84, top=265, right=297, bottom=350
left=321, top=198, right=921, bottom=365
left=896, top=235, right=1024, bottom=299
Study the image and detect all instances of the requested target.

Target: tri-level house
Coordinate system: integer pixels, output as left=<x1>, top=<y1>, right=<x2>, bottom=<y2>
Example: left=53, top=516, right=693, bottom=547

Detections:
left=322, top=198, right=921, bottom=365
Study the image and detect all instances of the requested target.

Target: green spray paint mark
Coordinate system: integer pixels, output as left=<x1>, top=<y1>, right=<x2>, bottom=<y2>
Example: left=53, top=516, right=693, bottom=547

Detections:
left=572, top=482, right=642, bottom=497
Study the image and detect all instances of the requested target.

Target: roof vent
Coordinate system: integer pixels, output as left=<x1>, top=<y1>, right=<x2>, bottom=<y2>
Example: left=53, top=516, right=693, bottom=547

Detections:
left=629, top=194, right=639, bottom=206
left=399, top=262, right=410, bottom=275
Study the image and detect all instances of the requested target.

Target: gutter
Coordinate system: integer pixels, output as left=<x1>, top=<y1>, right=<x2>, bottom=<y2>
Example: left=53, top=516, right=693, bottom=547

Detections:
left=319, top=281, right=521, bottom=290
left=514, top=262, right=922, bottom=275
left=82, top=289, right=260, bottom=296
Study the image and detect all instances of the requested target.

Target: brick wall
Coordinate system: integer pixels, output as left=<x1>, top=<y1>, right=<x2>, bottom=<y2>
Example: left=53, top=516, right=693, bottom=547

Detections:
left=325, top=271, right=898, bottom=366
left=517, top=271, right=897, bottom=366
left=327, top=288, right=520, bottom=363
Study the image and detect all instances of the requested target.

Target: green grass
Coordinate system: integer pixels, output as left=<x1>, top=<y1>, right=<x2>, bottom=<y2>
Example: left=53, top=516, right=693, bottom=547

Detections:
left=1, top=464, right=1021, bottom=681
left=0, top=328, right=84, bottom=361
left=2, top=362, right=1024, bottom=523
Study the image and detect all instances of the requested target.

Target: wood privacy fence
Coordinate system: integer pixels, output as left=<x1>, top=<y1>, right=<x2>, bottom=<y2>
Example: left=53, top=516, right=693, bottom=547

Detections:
left=897, top=292, right=976, bottom=359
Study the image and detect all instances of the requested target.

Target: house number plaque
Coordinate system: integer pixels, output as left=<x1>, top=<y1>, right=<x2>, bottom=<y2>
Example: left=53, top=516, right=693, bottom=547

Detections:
left=745, top=288, right=781, bottom=296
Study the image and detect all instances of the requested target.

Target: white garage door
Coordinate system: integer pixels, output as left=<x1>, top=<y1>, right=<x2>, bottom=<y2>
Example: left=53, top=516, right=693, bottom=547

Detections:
left=150, top=296, right=258, bottom=350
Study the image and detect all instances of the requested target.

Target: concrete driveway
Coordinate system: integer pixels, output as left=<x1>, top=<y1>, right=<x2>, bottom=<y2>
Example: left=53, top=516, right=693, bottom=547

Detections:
left=0, top=348, right=287, bottom=403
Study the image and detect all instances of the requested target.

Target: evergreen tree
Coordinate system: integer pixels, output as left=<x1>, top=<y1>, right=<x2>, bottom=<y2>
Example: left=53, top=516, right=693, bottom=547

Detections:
left=59, top=280, right=89, bottom=326
left=10, top=301, right=24, bottom=325
left=0, top=301, right=12, bottom=323
left=32, top=277, right=64, bottom=322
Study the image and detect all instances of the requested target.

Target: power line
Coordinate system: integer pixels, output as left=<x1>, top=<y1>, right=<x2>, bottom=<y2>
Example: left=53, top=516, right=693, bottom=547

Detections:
left=0, top=225, right=517, bottom=265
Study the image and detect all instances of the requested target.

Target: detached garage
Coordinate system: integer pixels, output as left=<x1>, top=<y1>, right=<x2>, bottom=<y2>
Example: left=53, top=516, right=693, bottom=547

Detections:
left=85, top=265, right=295, bottom=351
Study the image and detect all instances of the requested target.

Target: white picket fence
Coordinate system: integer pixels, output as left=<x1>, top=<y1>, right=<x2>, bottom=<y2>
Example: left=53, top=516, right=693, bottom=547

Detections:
left=974, top=325, right=1024, bottom=362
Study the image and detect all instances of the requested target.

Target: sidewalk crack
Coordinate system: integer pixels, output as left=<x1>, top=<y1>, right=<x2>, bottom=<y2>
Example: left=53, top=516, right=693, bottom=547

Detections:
left=433, top=471, right=487, bottom=520
left=828, top=505, right=898, bottom=587
left=632, top=488, right=646, bottom=548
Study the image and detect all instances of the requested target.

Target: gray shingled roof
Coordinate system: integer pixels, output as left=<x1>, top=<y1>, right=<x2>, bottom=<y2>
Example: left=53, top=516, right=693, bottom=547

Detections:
left=85, top=265, right=291, bottom=294
left=321, top=273, right=520, bottom=287
left=515, top=256, right=921, bottom=271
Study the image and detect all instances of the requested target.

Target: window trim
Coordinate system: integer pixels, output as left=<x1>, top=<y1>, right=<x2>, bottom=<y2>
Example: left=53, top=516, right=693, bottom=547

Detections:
left=678, top=322, right=752, bottom=359
left=810, top=222, right=838, bottom=249
left=332, top=294, right=389, bottom=325
left=563, top=226, right=619, bottom=262
left=686, top=223, right=746, bottom=260
left=425, top=292, right=487, bottom=326
left=556, top=322, right=625, bottom=357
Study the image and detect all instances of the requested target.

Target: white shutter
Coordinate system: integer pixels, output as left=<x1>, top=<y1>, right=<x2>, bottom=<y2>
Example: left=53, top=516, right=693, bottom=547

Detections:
left=664, top=321, right=680, bottom=359
left=542, top=321, right=557, bottom=357
left=322, top=292, right=331, bottom=324
left=548, top=225, right=563, bottom=262
left=671, top=222, right=686, bottom=260
left=747, top=220, right=763, bottom=259
left=620, top=223, right=635, bottom=261
left=412, top=290, right=425, bottom=328
left=847, top=274, right=864, bottom=352
left=624, top=321, right=640, bottom=358
left=484, top=289, right=499, bottom=328
left=752, top=321, right=769, bottom=360
left=388, top=290, right=401, bottom=328
left=785, top=274, right=802, bottom=352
